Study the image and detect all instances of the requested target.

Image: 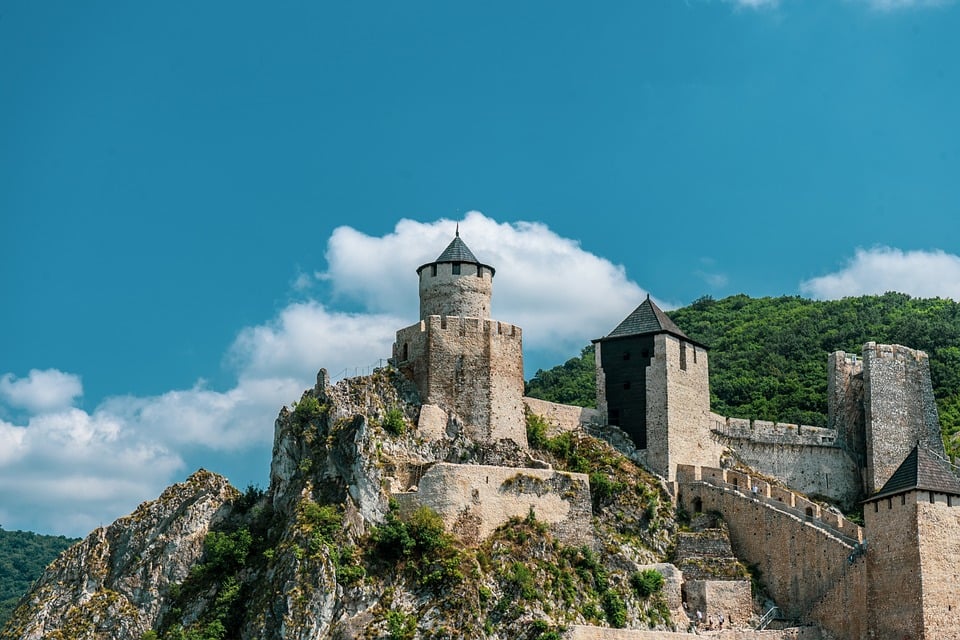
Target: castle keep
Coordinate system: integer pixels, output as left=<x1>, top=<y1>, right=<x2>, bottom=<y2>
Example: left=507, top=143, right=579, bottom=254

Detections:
left=393, top=230, right=526, bottom=446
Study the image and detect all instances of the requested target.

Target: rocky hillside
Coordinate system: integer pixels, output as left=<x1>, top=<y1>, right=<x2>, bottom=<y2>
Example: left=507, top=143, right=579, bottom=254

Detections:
left=2, top=368, right=683, bottom=640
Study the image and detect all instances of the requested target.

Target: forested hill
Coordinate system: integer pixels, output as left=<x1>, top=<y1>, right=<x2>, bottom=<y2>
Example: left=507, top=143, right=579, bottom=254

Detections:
left=0, top=528, right=79, bottom=628
left=524, top=293, right=960, bottom=460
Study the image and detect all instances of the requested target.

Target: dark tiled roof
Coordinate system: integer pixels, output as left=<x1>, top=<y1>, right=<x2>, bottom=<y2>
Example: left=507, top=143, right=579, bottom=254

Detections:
left=434, top=233, right=479, bottom=263
left=416, top=230, right=496, bottom=276
left=604, top=296, right=702, bottom=347
left=870, top=445, right=960, bottom=501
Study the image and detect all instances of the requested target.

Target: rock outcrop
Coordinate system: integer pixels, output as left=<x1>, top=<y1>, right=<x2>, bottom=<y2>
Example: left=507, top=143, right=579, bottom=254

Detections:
left=2, top=368, right=682, bottom=640
left=2, top=470, right=237, bottom=640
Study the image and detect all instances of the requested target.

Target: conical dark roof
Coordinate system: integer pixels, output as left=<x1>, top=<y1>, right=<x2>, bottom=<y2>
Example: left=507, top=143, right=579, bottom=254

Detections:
left=416, top=229, right=495, bottom=276
left=434, top=233, right=479, bottom=263
left=869, top=445, right=960, bottom=501
left=602, top=295, right=705, bottom=347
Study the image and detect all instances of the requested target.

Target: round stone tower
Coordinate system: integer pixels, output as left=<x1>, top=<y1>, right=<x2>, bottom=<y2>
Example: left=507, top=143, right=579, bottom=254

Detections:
left=416, top=228, right=495, bottom=320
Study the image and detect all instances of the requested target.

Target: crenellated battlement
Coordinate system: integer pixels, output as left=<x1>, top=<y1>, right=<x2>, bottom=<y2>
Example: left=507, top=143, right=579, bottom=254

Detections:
left=401, top=315, right=522, bottom=340
left=710, top=413, right=838, bottom=447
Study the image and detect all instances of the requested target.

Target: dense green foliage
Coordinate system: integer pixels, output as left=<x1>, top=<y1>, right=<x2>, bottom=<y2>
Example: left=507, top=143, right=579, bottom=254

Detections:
left=525, top=346, right=597, bottom=408
left=0, top=527, right=79, bottom=628
left=524, top=293, right=960, bottom=460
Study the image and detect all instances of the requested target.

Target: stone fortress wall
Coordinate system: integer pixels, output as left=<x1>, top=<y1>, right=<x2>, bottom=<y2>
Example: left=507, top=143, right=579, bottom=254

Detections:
left=391, top=463, right=593, bottom=547
left=712, top=342, right=945, bottom=510
left=861, top=342, right=944, bottom=494
left=394, top=315, right=526, bottom=445
left=676, top=465, right=866, bottom=640
left=649, top=334, right=723, bottom=481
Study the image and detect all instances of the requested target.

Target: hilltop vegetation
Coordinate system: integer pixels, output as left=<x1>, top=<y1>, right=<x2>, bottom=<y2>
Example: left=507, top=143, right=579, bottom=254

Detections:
left=525, top=293, right=960, bottom=461
left=0, top=528, right=79, bottom=628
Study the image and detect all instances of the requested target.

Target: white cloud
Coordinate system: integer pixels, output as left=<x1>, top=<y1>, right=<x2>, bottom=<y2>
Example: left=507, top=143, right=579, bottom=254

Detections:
left=800, top=247, right=960, bottom=300
left=2, top=212, right=652, bottom=535
left=0, top=408, right=183, bottom=535
left=0, top=369, right=82, bottom=414
left=321, top=211, right=647, bottom=358
left=861, top=0, right=953, bottom=10
left=724, top=0, right=779, bottom=8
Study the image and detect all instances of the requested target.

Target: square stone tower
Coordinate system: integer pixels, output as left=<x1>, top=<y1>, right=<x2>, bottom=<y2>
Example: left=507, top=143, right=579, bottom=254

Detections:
left=593, top=295, right=721, bottom=481
left=392, top=231, right=526, bottom=446
left=864, top=445, right=960, bottom=638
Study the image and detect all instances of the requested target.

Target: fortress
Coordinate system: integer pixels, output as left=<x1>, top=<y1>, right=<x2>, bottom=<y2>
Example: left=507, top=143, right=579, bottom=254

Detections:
left=388, top=231, right=960, bottom=640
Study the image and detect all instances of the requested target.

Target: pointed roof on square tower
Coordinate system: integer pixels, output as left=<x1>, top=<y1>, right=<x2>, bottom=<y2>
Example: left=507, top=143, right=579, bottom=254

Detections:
left=603, top=294, right=707, bottom=348
left=868, top=445, right=960, bottom=501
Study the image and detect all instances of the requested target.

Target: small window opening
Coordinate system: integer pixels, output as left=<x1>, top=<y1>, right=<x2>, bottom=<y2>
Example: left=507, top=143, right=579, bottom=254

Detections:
left=692, top=497, right=703, bottom=513
left=901, top=494, right=906, bottom=505
left=930, top=492, right=937, bottom=504
left=431, top=264, right=437, bottom=277
left=402, top=343, right=409, bottom=361
left=476, top=265, right=483, bottom=277
left=693, top=347, right=697, bottom=364
left=888, top=498, right=892, bottom=509
left=680, top=342, right=688, bottom=370
left=452, top=262, right=461, bottom=275
left=874, top=502, right=879, bottom=513
left=805, top=506, right=814, bottom=519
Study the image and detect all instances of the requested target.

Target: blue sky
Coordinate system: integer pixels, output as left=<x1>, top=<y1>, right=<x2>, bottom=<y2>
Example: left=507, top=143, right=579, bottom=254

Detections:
left=3, top=0, right=960, bottom=536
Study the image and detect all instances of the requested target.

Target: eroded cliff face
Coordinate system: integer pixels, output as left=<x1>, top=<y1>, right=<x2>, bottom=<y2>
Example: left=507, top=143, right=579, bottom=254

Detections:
left=2, top=470, right=238, bottom=640
left=2, top=368, right=681, bottom=640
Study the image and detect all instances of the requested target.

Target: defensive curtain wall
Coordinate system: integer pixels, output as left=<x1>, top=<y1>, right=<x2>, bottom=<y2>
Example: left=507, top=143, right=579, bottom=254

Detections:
left=710, top=414, right=861, bottom=510
left=676, top=465, right=866, bottom=640
left=390, top=463, right=593, bottom=547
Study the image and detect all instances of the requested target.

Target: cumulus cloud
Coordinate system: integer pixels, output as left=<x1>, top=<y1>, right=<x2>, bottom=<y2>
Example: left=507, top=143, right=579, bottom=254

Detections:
left=2, top=211, right=651, bottom=535
left=0, top=408, right=183, bottom=535
left=800, top=247, right=960, bottom=300
left=321, top=211, right=648, bottom=359
left=0, top=369, right=82, bottom=414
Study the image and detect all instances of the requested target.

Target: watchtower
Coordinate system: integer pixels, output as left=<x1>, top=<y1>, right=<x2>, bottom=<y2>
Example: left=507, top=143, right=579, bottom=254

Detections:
left=392, top=231, right=526, bottom=446
left=593, top=295, right=720, bottom=480
left=864, top=445, right=960, bottom=638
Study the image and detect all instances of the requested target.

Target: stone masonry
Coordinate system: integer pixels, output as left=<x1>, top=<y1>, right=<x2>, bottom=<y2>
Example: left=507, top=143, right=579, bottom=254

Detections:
left=393, top=233, right=526, bottom=446
left=391, top=463, right=593, bottom=547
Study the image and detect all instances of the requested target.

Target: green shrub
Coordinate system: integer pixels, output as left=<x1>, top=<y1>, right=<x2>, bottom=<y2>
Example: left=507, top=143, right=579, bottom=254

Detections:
left=630, top=569, right=665, bottom=599
left=602, top=590, right=627, bottom=628
left=294, top=395, right=323, bottom=422
left=383, top=407, right=406, bottom=435
left=526, top=411, right=549, bottom=449
left=386, top=609, right=417, bottom=640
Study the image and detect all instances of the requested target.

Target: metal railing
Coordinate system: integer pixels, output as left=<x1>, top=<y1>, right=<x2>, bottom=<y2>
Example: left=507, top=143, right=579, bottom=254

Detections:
left=330, top=359, right=391, bottom=382
left=756, top=606, right=781, bottom=630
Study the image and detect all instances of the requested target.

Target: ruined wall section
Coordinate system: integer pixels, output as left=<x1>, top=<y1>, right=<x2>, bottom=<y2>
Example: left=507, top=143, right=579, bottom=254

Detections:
left=394, top=316, right=526, bottom=446
left=827, top=351, right=866, bottom=473
left=523, top=397, right=601, bottom=435
left=916, top=493, right=960, bottom=637
left=391, top=463, right=592, bottom=547
left=418, top=261, right=492, bottom=320
left=863, top=492, right=923, bottom=639
left=648, top=334, right=721, bottom=481
left=863, top=343, right=944, bottom=494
